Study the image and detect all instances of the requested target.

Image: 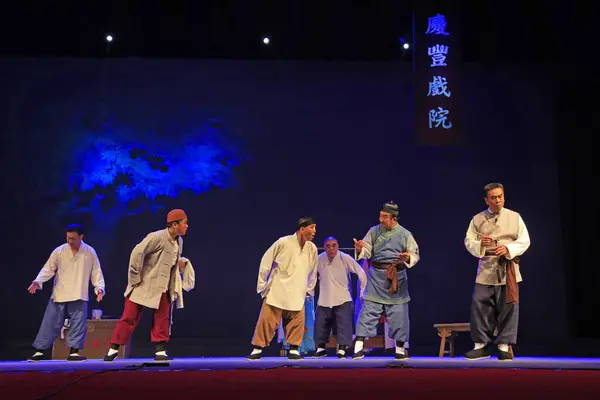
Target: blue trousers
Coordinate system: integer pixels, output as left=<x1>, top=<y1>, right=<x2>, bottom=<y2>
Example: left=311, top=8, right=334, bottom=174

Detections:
left=355, top=299, right=409, bottom=343
left=315, top=301, right=354, bottom=347
left=33, top=299, right=88, bottom=350
left=470, top=283, right=519, bottom=345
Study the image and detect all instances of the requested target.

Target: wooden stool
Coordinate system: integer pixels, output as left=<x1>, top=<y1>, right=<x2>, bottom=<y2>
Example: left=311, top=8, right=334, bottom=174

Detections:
left=433, top=323, right=514, bottom=358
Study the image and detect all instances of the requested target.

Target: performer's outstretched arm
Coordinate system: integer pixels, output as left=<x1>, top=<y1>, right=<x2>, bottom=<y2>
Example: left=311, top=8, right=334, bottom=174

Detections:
left=32, top=249, right=60, bottom=290
left=354, top=231, right=373, bottom=260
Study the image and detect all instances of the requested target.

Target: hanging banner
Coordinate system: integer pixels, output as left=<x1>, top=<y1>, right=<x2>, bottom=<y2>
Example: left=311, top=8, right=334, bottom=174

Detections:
left=414, top=3, right=463, bottom=146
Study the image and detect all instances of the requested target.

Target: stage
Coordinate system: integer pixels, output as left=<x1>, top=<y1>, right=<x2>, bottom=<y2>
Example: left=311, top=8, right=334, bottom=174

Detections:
left=1, top=355, right=600, bottom=372
left=3, top=357, right=600, bottom=400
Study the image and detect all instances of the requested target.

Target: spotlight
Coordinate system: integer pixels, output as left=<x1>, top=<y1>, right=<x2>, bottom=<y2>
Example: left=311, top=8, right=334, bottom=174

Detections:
left=106, top=35, right=113, bottom=42
left=403, top=43, right=409, bottom=50
left=263, top=36, right=270, bottom=44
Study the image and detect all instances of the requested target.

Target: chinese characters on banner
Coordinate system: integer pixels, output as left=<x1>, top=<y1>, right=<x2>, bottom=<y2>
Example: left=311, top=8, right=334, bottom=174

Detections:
left=414, top=5, right=462, bottom=145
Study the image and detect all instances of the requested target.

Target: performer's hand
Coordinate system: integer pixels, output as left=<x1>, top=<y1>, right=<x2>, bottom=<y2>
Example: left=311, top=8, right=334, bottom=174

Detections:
left=494, top=245, right=509, bottom=256
left=96, top=292, right=103, bottom=302
left=481, top=236, right=493, bottom=246
left=305, top=294, right=312, bottom=302
left=353, top=238, right=365, bottom=253
left=398, top=252, right=410, bottom=262
left=178, top=258, right=187, bottom=273
left=27, top=282, right=41, bottom=294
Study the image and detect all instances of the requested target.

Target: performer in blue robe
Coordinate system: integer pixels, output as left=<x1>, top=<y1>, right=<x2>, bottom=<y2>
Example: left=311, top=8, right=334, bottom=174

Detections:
left=279, top=297, right=316, bottom=355
left=352, top=202, right=420, bottom=360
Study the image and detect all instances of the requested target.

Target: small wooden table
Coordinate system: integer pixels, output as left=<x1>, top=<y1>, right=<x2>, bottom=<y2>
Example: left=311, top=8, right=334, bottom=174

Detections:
left=52, top=319, right=131, bottom=360
left=433, top=323, right=513, bottom=358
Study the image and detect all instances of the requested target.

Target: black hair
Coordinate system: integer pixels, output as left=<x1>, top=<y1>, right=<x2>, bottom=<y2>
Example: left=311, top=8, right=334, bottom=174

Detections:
left=484, top=183, right=504, bottom=197
left=66, top=223, right=84, bottom=235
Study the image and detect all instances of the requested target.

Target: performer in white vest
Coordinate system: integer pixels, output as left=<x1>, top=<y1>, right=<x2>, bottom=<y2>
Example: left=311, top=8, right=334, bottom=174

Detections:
left=464, top=183, right=531, bottom=360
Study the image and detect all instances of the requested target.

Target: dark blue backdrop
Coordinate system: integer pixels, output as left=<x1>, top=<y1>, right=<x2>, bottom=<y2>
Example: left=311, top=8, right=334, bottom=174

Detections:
left=0, top=58, right=564, bottom=358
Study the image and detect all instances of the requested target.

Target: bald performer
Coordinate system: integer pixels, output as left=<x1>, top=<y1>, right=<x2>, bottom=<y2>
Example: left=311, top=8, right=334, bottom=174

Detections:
left=313, top=237, right=367, bottom=358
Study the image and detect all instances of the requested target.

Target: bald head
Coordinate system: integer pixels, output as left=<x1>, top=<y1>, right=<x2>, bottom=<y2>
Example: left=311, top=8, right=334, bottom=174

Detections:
left=323, top=236, right=338, bottom=244
left=324, top=236, right=339, bottom=259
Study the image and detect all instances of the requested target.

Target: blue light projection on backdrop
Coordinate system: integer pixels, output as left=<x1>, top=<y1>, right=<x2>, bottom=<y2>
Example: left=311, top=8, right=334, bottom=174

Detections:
left=61, top=117, right=244, bottom=232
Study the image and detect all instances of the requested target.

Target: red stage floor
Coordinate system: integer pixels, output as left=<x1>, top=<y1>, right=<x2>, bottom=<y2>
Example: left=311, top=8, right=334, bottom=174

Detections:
left=2, top=368, right=600, bottom=400
left=2, top=357, right=600, bottom=400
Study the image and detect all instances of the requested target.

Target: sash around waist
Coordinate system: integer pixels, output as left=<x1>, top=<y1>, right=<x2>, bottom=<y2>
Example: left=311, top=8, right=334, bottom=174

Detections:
left=371, top=261, right=404, bottom=269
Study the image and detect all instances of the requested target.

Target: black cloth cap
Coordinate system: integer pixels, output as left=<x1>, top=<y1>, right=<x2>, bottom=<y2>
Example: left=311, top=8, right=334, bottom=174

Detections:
left=382, top=202, right=398, bottom=217
left=298, top=217, right=316, bottom=229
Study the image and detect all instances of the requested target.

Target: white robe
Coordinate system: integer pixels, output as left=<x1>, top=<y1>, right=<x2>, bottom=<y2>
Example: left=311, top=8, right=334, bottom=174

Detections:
left=256, top=234, right=318, bottom=311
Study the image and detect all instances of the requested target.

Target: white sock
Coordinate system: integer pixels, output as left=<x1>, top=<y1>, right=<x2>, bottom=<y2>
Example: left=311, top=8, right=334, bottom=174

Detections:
left=337, top=349, right=346, bottom=356
left=316, top=347, right=326, bottom=353
left=155, top=350, right=167, bottom=356
left=107, top=348, right=118, bottom=356
left=354, top=340, right=364, bottom=353
left=69, top=353, right=80, bottom=357
left=395, top=345, right=405, bottom=355
left=250, top=348, right=262, bottom=355
left=33, top=352, right=43, bottom=357
left=289, top=349, right=300, bottom=355
left=498, top=344, right=509, bottom=352
left=474, top=343, right=486, bottom=350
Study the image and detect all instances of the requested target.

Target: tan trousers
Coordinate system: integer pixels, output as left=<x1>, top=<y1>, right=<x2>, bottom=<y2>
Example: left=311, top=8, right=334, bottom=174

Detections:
left=251, top=300, right=305, bottom=348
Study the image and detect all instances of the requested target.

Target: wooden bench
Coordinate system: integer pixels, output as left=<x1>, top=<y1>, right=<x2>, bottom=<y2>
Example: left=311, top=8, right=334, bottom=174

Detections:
left=434, top=323, right=513, bottom=358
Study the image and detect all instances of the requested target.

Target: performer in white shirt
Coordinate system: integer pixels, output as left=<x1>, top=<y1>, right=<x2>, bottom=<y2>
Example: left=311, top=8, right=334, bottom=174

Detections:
left=313, top=236, right=367, bottom=358
left=247, top=217, right=318, bottom=360
left=464, top=183, right=531, bottom=360
left=104, top=209, right=194, bottom=362
left=27, top=224, right=105, bottom=362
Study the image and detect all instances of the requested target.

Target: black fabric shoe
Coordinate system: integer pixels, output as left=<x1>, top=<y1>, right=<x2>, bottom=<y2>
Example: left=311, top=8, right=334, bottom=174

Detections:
left=498, top=350, right=513, bottom=361
left=394, top=352, right=409, bottom=360
left=465, top=347, right=491, bottom=360
left=352, top=350, right=366, bottom=359
left=337, top=350, right=347, bottom=359
left=27, top=352, right=44, bottom=362
left=312, top=349, right=327, bottom=358
left=103, top=352, right=119, bottom=362
left=154, top=353, right=173, bottom=362
left=246, top=352, right=262, bottom=360
left=288, top=352, right=304, bottom=360
left=67, top=354, right=87, bottom=362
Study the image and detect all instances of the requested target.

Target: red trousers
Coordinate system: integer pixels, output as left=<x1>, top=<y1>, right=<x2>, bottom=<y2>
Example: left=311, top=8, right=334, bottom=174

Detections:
left=111, top=292, right=171, bottom=345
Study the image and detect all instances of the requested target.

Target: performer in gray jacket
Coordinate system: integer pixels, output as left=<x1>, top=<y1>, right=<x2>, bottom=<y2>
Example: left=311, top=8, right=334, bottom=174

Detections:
left=104, top=209, right=193, bottom=362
